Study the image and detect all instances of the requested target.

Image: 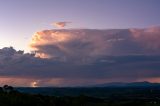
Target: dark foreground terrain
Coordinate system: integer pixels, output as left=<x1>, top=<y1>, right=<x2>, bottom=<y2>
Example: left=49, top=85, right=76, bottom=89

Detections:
left=1, top=84, right=160, bottom=106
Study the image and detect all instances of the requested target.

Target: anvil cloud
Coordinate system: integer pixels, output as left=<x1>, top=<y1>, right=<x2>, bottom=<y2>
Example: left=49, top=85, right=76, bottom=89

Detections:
left=30, top=27, right=160, bottom=61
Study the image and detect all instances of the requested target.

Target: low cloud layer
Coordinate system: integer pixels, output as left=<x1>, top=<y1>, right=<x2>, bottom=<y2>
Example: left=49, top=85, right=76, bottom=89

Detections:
left=1, top=27, right=160, bottom=86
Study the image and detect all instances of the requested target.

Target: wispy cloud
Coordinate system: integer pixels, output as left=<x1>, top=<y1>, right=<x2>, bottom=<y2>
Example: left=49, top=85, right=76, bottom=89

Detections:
left=53, top=21, right=71, bottom=28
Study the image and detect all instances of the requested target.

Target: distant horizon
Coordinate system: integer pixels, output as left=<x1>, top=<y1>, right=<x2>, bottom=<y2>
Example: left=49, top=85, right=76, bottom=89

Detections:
left=0, top=81, right=159, bottom=88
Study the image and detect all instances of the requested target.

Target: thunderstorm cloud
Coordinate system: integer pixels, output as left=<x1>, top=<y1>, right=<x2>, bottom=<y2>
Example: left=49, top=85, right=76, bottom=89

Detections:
left=1, top=27, right=160, bottom=86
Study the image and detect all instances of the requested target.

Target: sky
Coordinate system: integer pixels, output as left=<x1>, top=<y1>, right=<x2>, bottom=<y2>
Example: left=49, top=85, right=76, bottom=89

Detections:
left=1, top=0, right=160, bottom=51
left=0, top=0, right=160, bottom=87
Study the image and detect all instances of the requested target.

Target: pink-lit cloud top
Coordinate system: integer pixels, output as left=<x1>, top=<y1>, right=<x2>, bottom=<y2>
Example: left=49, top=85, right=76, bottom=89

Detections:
left=1, top=27, right=160, bottom=87
left=30, top=27, right=160, bottom=60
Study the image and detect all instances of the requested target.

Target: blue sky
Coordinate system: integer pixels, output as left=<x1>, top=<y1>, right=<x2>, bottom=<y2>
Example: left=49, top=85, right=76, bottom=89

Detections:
left=0, top=0, right=160, bottom=51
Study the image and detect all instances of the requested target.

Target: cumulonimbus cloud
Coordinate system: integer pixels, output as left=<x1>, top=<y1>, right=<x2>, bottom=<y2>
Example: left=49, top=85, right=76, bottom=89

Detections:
left=30, top=27, right=160, bottom=62
left=1, top=27, right=160, bottom=86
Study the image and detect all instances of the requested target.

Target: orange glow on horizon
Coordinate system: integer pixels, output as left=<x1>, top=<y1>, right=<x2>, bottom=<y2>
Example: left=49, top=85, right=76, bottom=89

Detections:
left=30, top=81, right=38, bottom=87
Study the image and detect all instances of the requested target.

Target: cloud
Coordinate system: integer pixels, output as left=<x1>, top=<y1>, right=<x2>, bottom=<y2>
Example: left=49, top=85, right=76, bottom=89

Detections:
left=53, top=22, right=71, bottom=28
left=1, top=47, right=160, bottom=86
left=30, top=29, right=129, bottom=61
left=30, top=28, right=160, bottom=62
left=1, top=27, right=160, bottom=86
left=130, top=27, right=160, bottom=53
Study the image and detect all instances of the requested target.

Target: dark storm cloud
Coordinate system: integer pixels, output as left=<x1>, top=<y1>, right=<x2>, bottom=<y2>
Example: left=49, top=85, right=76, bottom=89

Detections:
left=1, top=48, right=160, bottom=86
left=1, top=47, right=160, bottom=78
left=1, top=27, right=160, bottom=86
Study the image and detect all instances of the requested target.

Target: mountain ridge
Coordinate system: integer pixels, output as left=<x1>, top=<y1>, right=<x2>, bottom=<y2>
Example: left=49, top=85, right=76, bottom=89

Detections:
left=89, top=81, right=160, bottom=87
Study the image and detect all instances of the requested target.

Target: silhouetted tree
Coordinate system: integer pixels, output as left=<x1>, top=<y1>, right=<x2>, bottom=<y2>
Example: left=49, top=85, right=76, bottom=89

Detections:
left=0, top=87, right=3, bottom=93
left=3, top=85, right=14, bottom=93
